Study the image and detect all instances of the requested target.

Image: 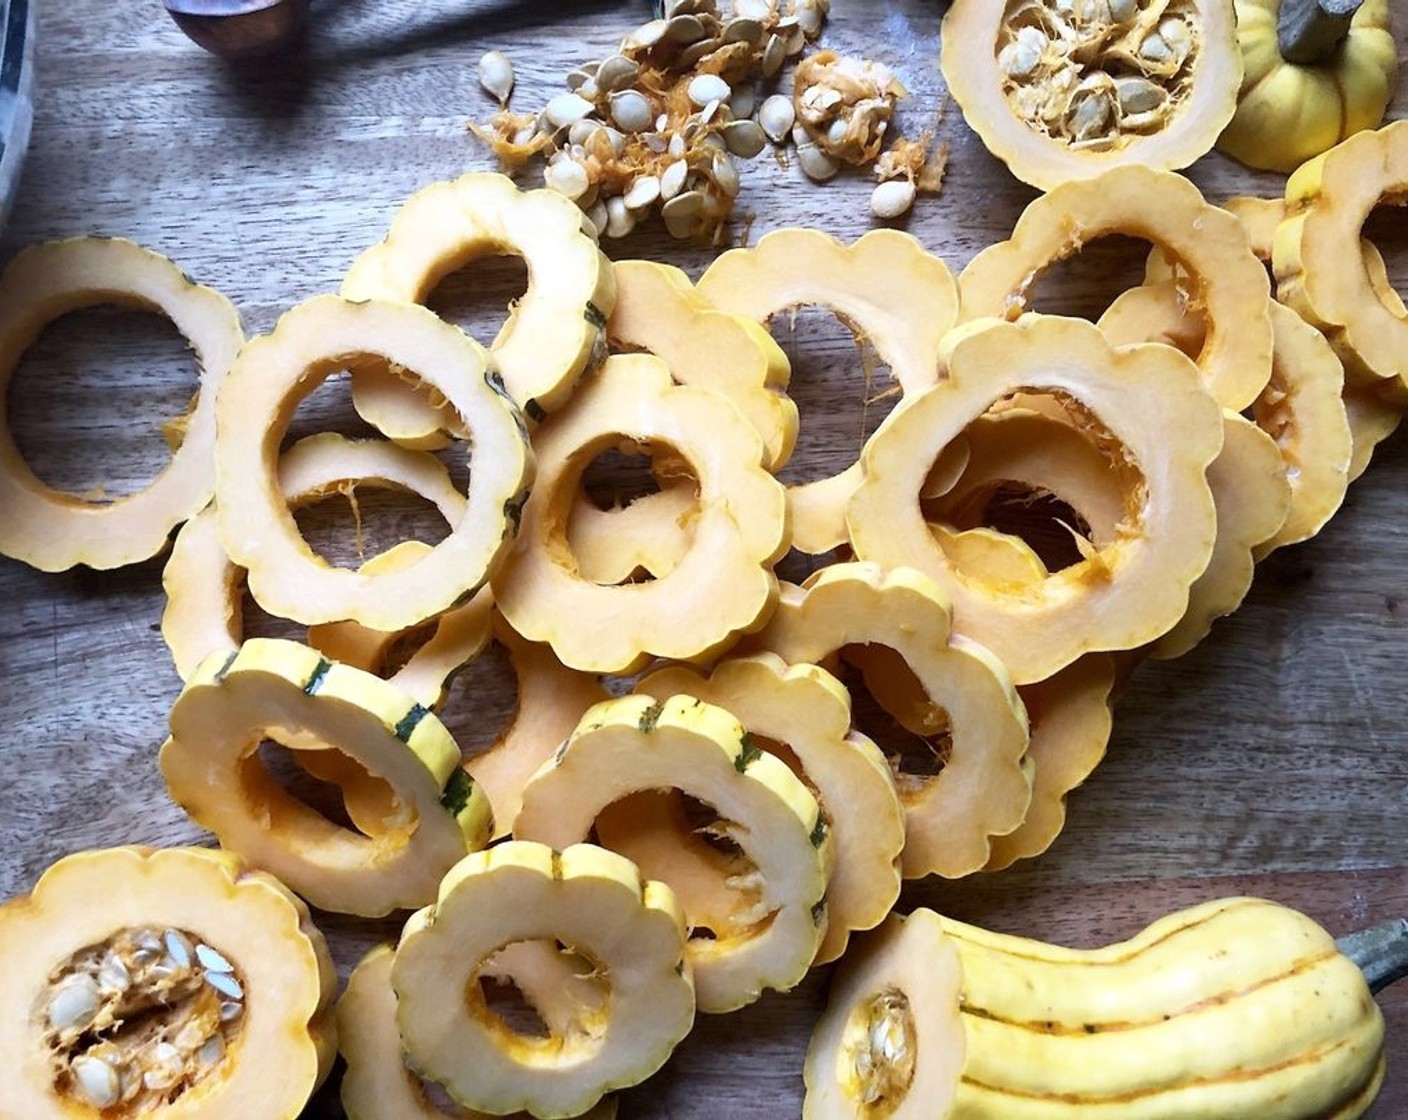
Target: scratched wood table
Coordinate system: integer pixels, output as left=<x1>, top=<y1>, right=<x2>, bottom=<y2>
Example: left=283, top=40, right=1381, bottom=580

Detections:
left=2, top=1, right=1406, bottom=1116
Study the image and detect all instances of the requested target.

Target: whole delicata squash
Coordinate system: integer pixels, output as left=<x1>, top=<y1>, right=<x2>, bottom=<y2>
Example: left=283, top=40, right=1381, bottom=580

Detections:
left=392, top=842, right=693, bottom=1119
left=213, top=295, right=532, bottom=631
left=1218, top=0, right=1396, bottom=173
left=940, top=0, right=1242, bottom=191
left=805, top=899, right=1390, bottom=1119
left=745, top=562, right=1032, bottom=880
left=0, top=238, right=243, bottom=572
left=0, top=846, right=336, bottom=1120
left=848, top=316, right=1223, bottom=684
left=341, top=172, right=615, bottom=446
left=159, top=638, right=493, bottom=917
left=697, top=228, right=958, bottom=555
left=492, top=353, right=788, bottom=674
left=514, top=694, right=831, bottom=1014
left=633, top=653, right=905, bottom=966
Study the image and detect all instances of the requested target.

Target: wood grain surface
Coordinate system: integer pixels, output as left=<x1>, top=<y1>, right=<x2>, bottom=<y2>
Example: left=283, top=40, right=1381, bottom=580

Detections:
left=2, top=1, right=1407, bottom=1117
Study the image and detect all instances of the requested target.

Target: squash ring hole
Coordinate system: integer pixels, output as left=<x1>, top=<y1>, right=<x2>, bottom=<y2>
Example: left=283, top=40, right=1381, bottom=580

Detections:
left=248, top=737, right=410, bottom=843
left=467, top=938, right=611, bottom=1055
left=836, top=645, right=953, bottom=798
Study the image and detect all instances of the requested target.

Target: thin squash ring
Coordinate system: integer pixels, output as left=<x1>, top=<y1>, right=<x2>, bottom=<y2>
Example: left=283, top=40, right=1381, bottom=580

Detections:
left=159, top=637, right=494, bottom=917
left=163, top=432, right=490, bottom=697
left=492, top=353, right=788, bottom=674
left=848, top=315, right=1223, bottom=685
left=214, top=295, right=532, bottom=631
left=958, top=166, right=1272, bottom=412
left=0, top=237, right=243, bottom=571
left=342, top=173, right=614, bottom=445
left=1274, top=120, right=1408, bottom=396
left=392, top=842, right=693, bottom=1118
left=697, top=228, right=958, bottom=554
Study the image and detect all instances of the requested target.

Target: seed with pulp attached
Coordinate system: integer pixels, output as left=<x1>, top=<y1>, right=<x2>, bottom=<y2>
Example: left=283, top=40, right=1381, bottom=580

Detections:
left=72, top=1056, right=120, bottom=1109
left=711, top=151, right=741, bottom=197
left=48, top=978, right=100, bottom=1032
left=797, top=142, right=839, bottom=181
left=477, top=50, right=515, bottom=105
left=871, top=179, right=917, bottom=219
left=596, top=55, right=640, bottom=94
left=1116, top=76, right=1164, bottom=115
left=97, top=954, right=131, bottom=993
left=546, top=158, right=592, bottom=200
left=624, top=175, right=662, bottom=211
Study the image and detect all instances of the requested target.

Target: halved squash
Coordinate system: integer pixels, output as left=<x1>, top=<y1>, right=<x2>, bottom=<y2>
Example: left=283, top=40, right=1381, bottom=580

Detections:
left=697, top=228, right=959, bottom=554
left=958, top=166, right=1273, bottom=412
left=848, top=315, right=1223, bottom=684
left=941, top=0, right=1242, bottom=191
left=745, top=562, right=1031, bottom=879
left=0, top=237, right=244, bottom=572
left=513, top=694, right=831, bottom=1014
left=634, top=653, right=905, bottom=966
left=159, top=637, right=493, bottom=916
left=342, top=172, right=615, bottom=445
left=0, top=846, right=336, bottom=1120
left=214, top=295, right=532, bottom=631
left=492, top=353, right=788, bottom=674
left=392, top=842, right=693, bottom=1119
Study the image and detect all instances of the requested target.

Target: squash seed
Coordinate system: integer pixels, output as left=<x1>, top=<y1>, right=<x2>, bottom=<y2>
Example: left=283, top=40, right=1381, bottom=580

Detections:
left=688, top=73, right=732, bottom=108
left=596, top=55, right=640, bottom=94
left=797, top=142, right=840, bottom=181
left=605, top=196, right=636, bottom=239
left=195, top=943, right=234, bottom=973
left=660, top=159, right=690, bottom=200
left=48, top=977, right=100, bottom=1032
left=610, top=90, right=654, bottom=133
left=624, top=175, right=662, bottom=211
left=665, top=14, right=708, bottom=43
left=722, top=119, right=767, bottom=158
left=477, top=50, right=515, bottom=105
left=544, top=92, right=596, bottom=129
left=871, top=179, right=917, bottom=219
left=759, top=94, right=795, bottom=142
left=72, top=1055, right=120, bottom=1109
left=164, top=929, right=194, bottom=969
left=728, top=85, right=757, bottom=119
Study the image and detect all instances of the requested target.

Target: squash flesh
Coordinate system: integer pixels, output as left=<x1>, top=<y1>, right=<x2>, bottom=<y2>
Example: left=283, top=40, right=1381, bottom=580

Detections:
left=0, top=237, right=244, bottom=572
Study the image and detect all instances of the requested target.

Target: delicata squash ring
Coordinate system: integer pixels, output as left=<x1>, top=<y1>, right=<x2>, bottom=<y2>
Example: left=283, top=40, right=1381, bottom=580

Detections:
left=634, top=654, right=904, bottom=967
left=214, top=295, right=532, bottom=631
left=339, top=945, right=618, bottom=1120
left=0, top=237, right=243, bottom=572
left=958, top=165, right=1273, bottom=411
left=1275, top=120, right=1408, bottom=395
left=0, top=845, right=337, bottom=1120
left=163, top=432, right=491, bottom=695
left=342, top=172, right=615, bottom=444
left=514, top=695, right=831, bottom=1014
left=159, top=637, right=494, bottom=917
left=746, top=562, right=1031, bottom=880
left=850, top=315, right=1223, bottom=684
left=492, top=353, right=788, bottom=674
left=697, top=228, right=958, bottom=554
left=392, top=842, right=693, bottom=1119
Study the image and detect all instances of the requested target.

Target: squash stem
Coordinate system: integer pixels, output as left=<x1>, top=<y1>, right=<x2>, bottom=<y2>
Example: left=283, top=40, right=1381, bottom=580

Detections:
left=1277, top=0, right=1364, bottom=66
left=1338, top=918, right=1408, bottom=995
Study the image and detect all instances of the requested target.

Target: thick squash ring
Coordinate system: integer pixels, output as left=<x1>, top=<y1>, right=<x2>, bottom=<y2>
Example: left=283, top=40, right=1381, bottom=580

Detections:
left=159, top=637, right=494, bottom=917
left=0, top=846, right=337, bottom=1120
left=392, top=842, right=693, bottom=1119
left=492, top=353, right=788, bottom=674
left=848, top=315, right=1223, bottom=684
left=746, top=562, right=1031, bottom=880
left=958, top=166, right=1273, bottom=412
left=1275, top=120, right=1408, bottom=396
left=163, top=432, right=490, bottom=694
left=214, top=295, right=532, bottom=631
left=940, top=0, right=1242, bottom=191
left=513, top=694, right=831, bottom=1014
left=634, top=653, right=904, bottom=966
left=697, top=228, right=959, bottom=554
left=0, top=237, right=243, bottom=572
left=1101, top=284, right=1351, bottom=557
left=339, top=945, right=618, bottom=1120
left=342, top=173, right=614, bottom=445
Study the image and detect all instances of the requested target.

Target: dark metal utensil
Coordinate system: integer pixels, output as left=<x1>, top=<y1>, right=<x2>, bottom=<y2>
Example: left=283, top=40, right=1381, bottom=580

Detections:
left=163, top=0, right=310, bottom=60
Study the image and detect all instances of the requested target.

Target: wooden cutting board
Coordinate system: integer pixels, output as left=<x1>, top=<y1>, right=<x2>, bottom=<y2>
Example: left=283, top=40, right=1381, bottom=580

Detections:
left=1, top=2, right=1405, bottom=1116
